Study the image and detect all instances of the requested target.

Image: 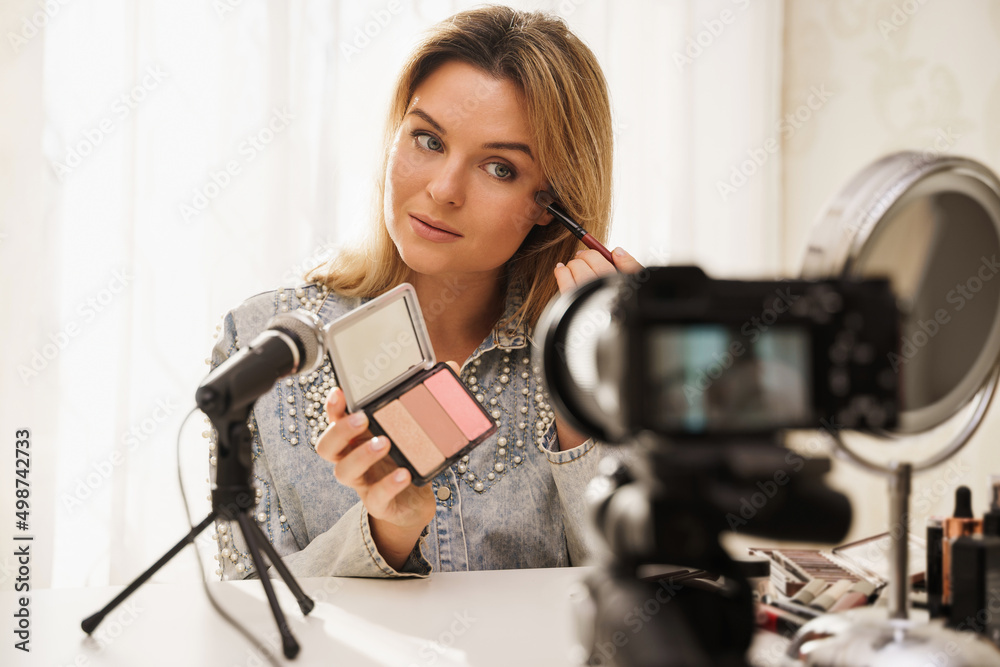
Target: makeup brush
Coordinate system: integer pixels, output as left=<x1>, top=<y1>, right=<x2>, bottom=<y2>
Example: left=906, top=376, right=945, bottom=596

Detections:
left=534, top=191, right=617, bottom=267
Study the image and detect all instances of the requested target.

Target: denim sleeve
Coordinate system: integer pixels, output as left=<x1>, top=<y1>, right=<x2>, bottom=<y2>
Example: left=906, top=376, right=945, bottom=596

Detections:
left=542, top=431, right=635, bottom=567
left=209, top=307, right=431, bottom=580
left=275, top=504, right=432, bottom=579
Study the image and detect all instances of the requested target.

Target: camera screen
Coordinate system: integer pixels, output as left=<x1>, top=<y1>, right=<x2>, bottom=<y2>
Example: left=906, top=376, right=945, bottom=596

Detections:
left=647, top=325, right=811, bottom=433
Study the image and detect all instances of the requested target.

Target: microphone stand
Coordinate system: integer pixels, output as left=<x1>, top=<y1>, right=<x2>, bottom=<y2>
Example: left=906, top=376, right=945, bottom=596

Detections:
left=81, top=402, right=315, bottom=659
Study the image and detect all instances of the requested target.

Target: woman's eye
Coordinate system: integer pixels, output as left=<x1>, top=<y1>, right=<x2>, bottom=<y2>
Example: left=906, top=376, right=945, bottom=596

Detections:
left=415, top=132, right=442, bottom=152
left=486, top=162, right=515, bottom=180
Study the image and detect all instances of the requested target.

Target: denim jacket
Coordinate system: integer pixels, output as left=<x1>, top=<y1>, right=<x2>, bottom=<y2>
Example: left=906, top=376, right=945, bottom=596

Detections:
left=209, top=283, right=627, bottom=579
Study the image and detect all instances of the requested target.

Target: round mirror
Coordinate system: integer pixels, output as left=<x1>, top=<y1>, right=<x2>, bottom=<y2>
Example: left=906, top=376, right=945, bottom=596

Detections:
left=802, top=153, right=1000, bottom=454
left=789, top=153, right=1000, bottom=664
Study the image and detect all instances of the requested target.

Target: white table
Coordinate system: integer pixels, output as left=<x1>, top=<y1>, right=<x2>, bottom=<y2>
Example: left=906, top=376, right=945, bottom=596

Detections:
left=2, top=567, right=787, bottom=666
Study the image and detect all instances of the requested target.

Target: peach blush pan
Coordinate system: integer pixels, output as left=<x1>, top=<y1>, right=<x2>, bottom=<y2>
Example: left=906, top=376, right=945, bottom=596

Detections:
left=372, top=400, right=445, bottom=477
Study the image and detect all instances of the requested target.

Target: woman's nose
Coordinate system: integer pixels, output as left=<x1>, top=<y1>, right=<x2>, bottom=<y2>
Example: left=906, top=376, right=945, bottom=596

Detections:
left=426, top=158, right=466, bottom=207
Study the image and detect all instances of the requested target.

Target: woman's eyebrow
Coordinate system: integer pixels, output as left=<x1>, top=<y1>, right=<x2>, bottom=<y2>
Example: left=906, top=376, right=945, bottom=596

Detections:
left=483, top=140, right=534, bottom=161
left=407, top=108, right=447, bottom=135
left=406, top=107, right=535, bottom=161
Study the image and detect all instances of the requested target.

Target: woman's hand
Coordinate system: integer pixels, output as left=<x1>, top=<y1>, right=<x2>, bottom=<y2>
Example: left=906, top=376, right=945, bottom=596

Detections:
left=553, top=246, right=644, bottom=294
left=317, top=385, right=436, bottom=570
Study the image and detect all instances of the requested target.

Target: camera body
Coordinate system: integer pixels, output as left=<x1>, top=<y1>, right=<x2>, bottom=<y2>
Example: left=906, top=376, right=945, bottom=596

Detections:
left=539, top=266, right=900, bottom=443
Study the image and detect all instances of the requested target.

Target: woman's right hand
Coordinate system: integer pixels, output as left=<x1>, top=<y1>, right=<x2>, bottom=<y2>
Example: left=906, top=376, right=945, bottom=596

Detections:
left=316, top=386, right=436, bottom=569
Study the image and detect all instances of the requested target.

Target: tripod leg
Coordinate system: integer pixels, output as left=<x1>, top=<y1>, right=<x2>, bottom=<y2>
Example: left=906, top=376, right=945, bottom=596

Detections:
left=81, top=513, right=217, bottom=634
left=237, top=513, right=300, bottom=660
left=242, top=520, right=315, bottom=616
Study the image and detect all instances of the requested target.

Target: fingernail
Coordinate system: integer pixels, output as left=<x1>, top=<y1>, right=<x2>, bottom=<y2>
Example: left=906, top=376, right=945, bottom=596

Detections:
left=348, top=412, right=366, bottom=427
left=327, top=387, right=340, bottom=402
left=394, top=469, right=408, bottom=483
left=575, top=249, right=585, bottom=257
left=555, top=262, right=565, bottom=269
left=370, top=436, right=386, bottom=451
left=613, top=247, right=626, bottom=257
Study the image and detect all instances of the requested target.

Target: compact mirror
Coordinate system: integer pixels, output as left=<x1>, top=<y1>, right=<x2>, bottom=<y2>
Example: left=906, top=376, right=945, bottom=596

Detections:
left=790, top=153, right=1000, bottom=664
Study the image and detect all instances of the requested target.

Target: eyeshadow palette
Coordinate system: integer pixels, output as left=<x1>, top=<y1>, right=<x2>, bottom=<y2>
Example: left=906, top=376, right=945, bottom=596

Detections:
left=322, top=283, right=497, bottom=485
left=748, top=547, right=863, bottom=598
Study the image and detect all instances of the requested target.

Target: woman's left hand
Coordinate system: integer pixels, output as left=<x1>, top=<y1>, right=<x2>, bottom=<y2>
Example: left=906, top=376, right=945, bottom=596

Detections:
left=553, top=246, right=644, bottom=294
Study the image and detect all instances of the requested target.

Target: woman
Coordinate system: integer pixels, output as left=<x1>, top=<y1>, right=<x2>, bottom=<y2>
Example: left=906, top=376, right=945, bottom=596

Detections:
left=210, top=5, right=641, bottom=579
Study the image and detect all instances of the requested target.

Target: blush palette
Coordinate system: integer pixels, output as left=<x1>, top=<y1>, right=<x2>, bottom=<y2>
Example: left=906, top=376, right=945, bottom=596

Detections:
left=322, top=284, right=497, bottom=485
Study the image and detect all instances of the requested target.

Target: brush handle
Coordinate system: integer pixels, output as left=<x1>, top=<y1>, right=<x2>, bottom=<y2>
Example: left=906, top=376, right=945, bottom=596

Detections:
left=581, top=233, right=616, bottom=264
left=539, top=196, right=619, bottom=269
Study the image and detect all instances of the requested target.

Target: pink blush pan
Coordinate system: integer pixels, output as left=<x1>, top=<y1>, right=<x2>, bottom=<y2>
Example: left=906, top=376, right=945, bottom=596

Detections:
left=424, top=368, right=494, bottom=440
left=399, top=383, right=468, bottom=458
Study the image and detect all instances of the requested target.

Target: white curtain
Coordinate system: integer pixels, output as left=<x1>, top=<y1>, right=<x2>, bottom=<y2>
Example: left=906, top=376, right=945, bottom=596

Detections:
left=0, top=0, right=783, bottom=588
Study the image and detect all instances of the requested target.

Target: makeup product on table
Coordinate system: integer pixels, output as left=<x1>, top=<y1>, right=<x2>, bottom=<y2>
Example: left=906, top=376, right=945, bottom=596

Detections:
left=927, top=516, right=945, bottom=618
left=809, top=579, right=854, bottom=611
left=756, top=603, right=809, bottom=636
left=763, top=596, right=822, bottom=620
left=831, top=532, right=926, bottom=587
left=534, top=190, right=617, bottom=266
left=985, top=474, right=1000, bottom=537
left=322, top=283, right=497, bottom=485
left=942, top=486, right=983, bottom=608
left=747, top=546, right=884, bottom=602
left=790, top=579, right=828, bottom=606
left=828, top=580, right=877, bottom=612
left=947, top=535, right=1000, bottom=646
left=751, top=551, right=808, bottom=597
left=770, top=550, right=813, bottom=584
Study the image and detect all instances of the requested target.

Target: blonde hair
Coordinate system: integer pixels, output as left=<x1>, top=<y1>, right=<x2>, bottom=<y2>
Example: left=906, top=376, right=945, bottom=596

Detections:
left=306, top=5, right=614, bottom=329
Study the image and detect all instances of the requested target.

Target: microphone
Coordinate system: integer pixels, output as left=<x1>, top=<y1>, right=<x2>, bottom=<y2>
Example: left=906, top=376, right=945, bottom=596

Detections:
left=196, top=310, right=325, bottom=419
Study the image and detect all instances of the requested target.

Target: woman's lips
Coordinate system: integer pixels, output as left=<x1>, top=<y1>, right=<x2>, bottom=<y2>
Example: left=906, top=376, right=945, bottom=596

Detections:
left=408, top=214, right=462, bottom=243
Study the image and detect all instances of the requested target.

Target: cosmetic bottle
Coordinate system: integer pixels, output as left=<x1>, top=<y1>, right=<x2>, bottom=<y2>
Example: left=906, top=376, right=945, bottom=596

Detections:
left=927, top=517, right=945, bottom=618
left=947, top=535, right=1000, bottom=647
left=942, top=486, right=983, bottom=609
left=984, top=474, right=1000, bottom=538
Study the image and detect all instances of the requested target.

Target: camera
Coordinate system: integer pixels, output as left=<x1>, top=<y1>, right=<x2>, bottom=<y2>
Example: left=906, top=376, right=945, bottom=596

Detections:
left=536, top=266, right=901, bottom=666
left=537, top=265, right=899, bottom=442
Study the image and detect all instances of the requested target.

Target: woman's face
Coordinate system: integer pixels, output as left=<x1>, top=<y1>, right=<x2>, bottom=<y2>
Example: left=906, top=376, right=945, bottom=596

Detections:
left=384, top=60, right=550, bottom=278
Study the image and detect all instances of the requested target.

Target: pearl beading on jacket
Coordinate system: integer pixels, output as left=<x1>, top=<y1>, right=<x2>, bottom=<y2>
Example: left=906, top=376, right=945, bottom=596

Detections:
left=455, top=354, right=556, bottom=494
left=208, top=283, right=558, bottom=577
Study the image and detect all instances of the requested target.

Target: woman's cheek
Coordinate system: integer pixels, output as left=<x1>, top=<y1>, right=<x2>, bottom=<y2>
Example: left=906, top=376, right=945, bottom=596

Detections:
left=512, top=192, right=544, bottom=233
left=489, top=220, right=533, bottom=263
